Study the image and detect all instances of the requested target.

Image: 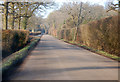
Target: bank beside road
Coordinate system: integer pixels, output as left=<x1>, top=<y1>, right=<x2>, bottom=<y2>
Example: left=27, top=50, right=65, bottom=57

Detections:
left=2, top=35, right=42, bottom=80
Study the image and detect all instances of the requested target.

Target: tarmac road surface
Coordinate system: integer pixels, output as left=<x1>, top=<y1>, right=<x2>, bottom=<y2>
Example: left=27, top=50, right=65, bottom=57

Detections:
left=9, top=35, right=118, bottom=80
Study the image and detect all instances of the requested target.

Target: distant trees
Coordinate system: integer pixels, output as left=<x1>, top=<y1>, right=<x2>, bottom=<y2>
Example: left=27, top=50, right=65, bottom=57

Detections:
left=0, top=2, right=55, bottom=30
left=47, top=1, right=117, bottom=41
left=1, top=1, right=118, bottom=30
left=27, top=14, right=43, bottom=31
left=47, top=2, right=117, bottom=30
left=19, top=2, right=42, bottom=29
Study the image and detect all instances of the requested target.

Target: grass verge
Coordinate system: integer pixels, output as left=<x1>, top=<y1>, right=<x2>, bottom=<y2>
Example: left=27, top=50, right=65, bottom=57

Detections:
left=1, top=37, right=40, bottom=76
left=61, top=39, right=120, bottom=62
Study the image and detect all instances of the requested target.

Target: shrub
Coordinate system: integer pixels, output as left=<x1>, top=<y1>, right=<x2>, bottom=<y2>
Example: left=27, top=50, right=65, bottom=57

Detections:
left=76, top=16, right=119, bottom=56
left=2, top=38, right=40, bottom=76
left=56, top=15, right=119, bottom=56
left=2, top=30, right=29, bottom=58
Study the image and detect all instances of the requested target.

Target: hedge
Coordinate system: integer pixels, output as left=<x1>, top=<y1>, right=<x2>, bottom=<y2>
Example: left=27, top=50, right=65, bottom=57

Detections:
left=76, top=16, right=119, bottom=56
left=2, top=30, right=29, bottom=58
left=1, top=38, right=40, bottom=76
left=51, top=15, right=120, bottom=56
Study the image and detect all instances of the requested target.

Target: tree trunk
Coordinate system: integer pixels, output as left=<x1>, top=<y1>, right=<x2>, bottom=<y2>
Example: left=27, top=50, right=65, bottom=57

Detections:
left=18, top=17, right=21, bottom=29
left=73, top=2, right=83, bottom=42
left=10, top=2, right=15, bottom=29
left=23, top=3, right=28, bottom=30
left=18, top=3, right=21, bottom=29
left=23, top=17, right=28, bottom=30
left=24, top=17, right=28, bottom=29
left=73, top=26, right=78, bottom=42
left=3, top=2, right=8, bottom=30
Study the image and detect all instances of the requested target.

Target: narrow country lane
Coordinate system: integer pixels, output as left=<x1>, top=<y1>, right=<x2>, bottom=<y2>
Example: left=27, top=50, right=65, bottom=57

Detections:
left=9, top=35, right=118, bottom=80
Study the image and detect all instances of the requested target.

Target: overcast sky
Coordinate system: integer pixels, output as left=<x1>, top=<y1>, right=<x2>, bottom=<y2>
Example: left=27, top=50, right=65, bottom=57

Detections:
left=55, top=0, right=107, bottom=6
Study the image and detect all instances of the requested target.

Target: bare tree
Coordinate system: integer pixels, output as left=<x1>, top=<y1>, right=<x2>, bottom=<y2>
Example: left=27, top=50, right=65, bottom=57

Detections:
left=107, top=0, right=119, bottom=13
left=9, top=2, right=15, bottom=29
left=1, top=1, right=56, bottom=30
left=3, top=2, right=9, bottom=30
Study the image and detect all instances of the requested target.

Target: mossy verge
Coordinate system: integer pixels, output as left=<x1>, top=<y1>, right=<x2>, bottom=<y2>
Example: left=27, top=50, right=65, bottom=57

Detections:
left=61, top=39, right=120, bottom=62
left=1, top=38, right=40, bottom=75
